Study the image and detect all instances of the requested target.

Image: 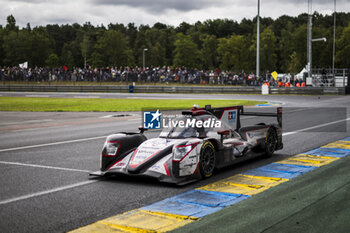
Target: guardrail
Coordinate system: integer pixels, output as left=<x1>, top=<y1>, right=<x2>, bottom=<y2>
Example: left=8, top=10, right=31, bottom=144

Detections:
left=0, top=85, right=346, bottom=95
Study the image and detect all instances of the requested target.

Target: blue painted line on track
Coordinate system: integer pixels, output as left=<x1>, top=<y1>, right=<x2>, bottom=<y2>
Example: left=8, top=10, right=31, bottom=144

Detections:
left=141, top=189, right=249, bottom=218
left=304, top=147, right=350, bottom=158
left=340, top=137, right=350, bottom=141
left=243, top=163, right=317, bottom=179
left=243, top=169, right=299, bottom=179
left=268, top=163, right=317, bottom=173
left=257, top=104, right=273, bottom=107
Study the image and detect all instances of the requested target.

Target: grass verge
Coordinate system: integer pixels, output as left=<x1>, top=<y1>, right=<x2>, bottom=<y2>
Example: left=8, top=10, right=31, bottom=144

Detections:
left=0, top=97, right=265, bottom=112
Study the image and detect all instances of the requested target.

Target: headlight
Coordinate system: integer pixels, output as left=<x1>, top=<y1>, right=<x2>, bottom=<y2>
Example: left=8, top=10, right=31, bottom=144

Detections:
left=173, top=142, right=199, bottom=162
left=103, top=141, right=120, bottom=156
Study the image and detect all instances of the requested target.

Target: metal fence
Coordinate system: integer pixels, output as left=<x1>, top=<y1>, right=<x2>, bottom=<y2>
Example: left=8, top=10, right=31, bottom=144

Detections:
left=0, top=84, right=345, bottom=95
left=311, top=68, right=348, bottom=87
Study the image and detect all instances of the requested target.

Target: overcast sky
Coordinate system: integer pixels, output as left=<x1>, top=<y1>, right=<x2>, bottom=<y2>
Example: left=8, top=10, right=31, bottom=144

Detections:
left=0, top=0, right=348, bottom=28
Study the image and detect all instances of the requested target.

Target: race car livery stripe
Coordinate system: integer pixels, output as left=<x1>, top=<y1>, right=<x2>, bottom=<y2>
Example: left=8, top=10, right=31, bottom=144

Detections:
left=106, top=158, right=123, bottom=171
left=164, top=162, right=170, bottom=176
left=69, top=137, right=350, bottom=233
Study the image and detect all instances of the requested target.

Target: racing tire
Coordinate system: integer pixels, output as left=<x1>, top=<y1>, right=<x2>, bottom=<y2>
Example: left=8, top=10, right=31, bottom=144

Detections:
left=199, top=141, right=216, bottom=178
left=265, top=127, right=277, bottom=157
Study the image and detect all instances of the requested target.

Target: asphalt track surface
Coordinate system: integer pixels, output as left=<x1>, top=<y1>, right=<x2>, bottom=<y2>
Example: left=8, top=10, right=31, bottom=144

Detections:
left=0, top=92, right=349, bottom=233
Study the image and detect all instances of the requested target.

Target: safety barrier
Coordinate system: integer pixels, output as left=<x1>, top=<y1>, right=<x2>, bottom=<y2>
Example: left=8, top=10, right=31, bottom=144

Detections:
left=0, top=85, right=346, bottom=95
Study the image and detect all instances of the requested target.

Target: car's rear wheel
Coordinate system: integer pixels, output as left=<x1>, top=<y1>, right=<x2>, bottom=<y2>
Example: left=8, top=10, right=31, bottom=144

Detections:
left=199, top=141, right=216, bottom=178
left=265, top=127, right=277, bottom=157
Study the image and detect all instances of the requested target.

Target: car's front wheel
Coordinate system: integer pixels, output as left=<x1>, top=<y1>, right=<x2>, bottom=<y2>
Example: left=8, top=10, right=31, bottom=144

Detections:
left=199, top=141, right=216, bottom=178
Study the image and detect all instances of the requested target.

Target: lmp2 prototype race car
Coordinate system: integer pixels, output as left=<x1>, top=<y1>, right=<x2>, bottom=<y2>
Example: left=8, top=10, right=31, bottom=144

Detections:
left=90, top=105, right=283, bottom=185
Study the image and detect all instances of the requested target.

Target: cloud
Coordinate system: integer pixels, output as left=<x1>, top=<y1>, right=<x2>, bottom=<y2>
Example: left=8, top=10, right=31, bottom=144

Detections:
left=92, top=0, right=229, bottom=12
left=0, top=0, right=349, bottom=28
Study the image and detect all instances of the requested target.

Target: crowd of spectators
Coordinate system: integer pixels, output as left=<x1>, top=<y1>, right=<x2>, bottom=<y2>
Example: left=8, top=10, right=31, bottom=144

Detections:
left=0, top=65, right=283, bottom=86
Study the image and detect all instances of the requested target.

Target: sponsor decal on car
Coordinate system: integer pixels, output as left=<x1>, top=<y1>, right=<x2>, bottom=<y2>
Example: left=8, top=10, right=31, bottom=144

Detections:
left=228, top=111, right=236, bottom=121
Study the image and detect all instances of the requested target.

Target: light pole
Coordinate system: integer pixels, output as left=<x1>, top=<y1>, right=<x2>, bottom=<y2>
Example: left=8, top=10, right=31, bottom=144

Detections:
left=256, top=0, right=260, bottom=79
left=332, top=0, right=336, bottom=78
left=307, top=0, right=312, bottom=79
left=143, top=48, right=148, bottom=69
left=312, top=38, right=327, bottom=43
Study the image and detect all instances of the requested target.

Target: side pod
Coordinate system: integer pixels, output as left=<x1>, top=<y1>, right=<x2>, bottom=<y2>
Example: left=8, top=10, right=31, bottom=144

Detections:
left=101, top=133, right=147, bottom=172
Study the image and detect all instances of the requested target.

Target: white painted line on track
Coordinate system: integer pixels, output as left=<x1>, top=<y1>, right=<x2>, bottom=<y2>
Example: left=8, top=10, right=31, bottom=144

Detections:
left=0, top=161, right=90, bottom=173
left=282, top=117, right=350, bottom=136
left=25, top=95, right=49, bottom=98
left=0, top=135, right=107, bottom=153
left=100, top=114, right=138, bottom=119
left=126, top=97, right=196, bottom=100
left=0, top=119, right=53, bottom=126
left=74, top=96, right=100, bottom=98
left=0, top=180, right=98, bottom=205
left=286, top=108, right=308, bottom=113
left=127, top=118, right=140, bottom=121
left=100, top=115, right=115, bottom=118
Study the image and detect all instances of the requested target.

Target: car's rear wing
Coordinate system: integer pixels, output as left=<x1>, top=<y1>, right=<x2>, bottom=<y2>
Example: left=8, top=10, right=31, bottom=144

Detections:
left=240, top=107, right=282, bottom=128
left=204, top=105, right=282, bottom=130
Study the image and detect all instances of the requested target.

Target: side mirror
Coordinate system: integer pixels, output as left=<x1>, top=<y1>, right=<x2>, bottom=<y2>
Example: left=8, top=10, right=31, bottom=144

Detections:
left=217, top=130, right=230, bottom=142
left=138, top=126, right=148, bottom=134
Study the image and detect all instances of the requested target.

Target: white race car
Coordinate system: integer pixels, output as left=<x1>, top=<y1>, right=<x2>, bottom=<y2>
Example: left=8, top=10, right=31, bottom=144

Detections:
left=90, top=105, right=283, bottom=185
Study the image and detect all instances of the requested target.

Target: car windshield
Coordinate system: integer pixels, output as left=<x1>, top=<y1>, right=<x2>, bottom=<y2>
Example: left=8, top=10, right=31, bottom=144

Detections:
left=159, top=114, right=231, bottom=139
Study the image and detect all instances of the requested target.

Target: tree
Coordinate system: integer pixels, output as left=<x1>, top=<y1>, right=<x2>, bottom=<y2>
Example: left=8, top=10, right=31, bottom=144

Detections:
left=288, top=51, right=302, bottom=73
left=3, top=30, right=31, bottom=66
left=0, top=27, right=4, bottom=65
left=200, top=19, right=239, bottom=38
left=30, top=29, right=53, bottom=67
left=61, top=43, right=75, bottom=68
left=145, top=28, right=167, bottom=66
left=278, top=22, right=295, bottom=72
left=173, top=33, right=200, bottom=68
left=80, top=34, right=91, bottom=68
left=260, top=26, right=277, bottom=72
left=127, top=23, right=138, bottom=63
left=176, top=22, right=192, bottom=34
left=290, top=25, right=308, bottom=72
left=312, top=26, right=331, bottom=68
left=150, top=42, right=166, bottom=66
left=217, top=35, right=250, bottom=71
left=5, top=15, right=18, bottom=31
left=238, top=18, right=254, bottom=35
left=92, top=30, right=132, bottom=67
left=46, top=53, right=59, bottom=68
left=134, top=28, right=149, bottom=66
left=1, top=13, right=350, bottom=71
left=335, top=23, right=350, bottom=68
left=201, top=34, right=218, bottom=69
left=26, top=23, right=31, bottom=31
